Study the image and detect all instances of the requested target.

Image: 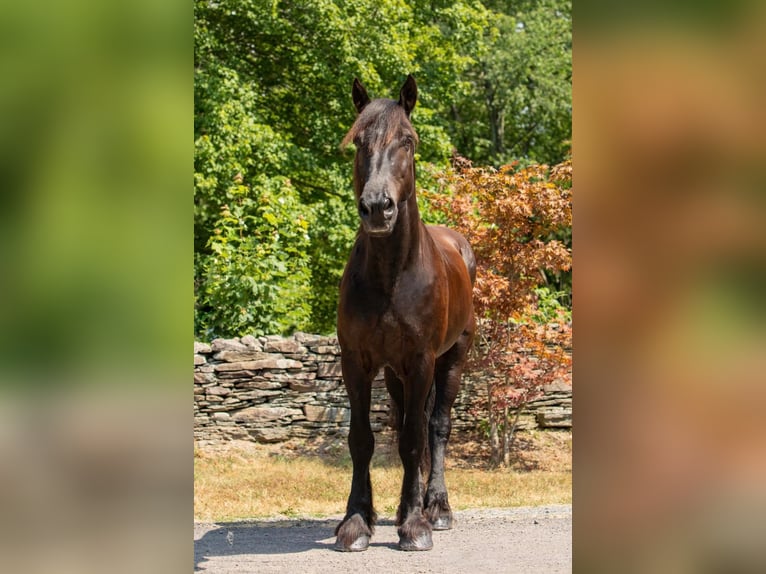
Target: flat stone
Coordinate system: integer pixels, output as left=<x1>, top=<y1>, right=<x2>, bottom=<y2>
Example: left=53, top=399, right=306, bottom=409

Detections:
left=194, top=354, right=206, bottom=366
left=263, top=372, right=295, bottom=381
left=213, top=350, right=276, bottom=362
left=317, top=362, right=343, bottom=379
left=249, top=427, right=290, bottom=443
left=216, top=370, right=256, bottom=380
left=235, top=380, right=284, bottom=390
left=211, top=338, right=248, bottom=352
left=264, top=338, right=306, bottom=354
left=543, top=379, right=572, bottom=393
left=528, top=398, right=572, bottom=408
left=536, top=408, right=572, bottom=428
left=207, top=404, right=238, bottom=412
left=294, top=332, right=323, bottom=345
left=315, top=345, right=339, bottom=355
left=289, top=372, right=317, bottom=381
left=194, top=371, right=216, bottom=385
left=194, top=342, right=212, bottom=354
left=212, top=412, right=230, bottom=420
left=222, top=427, right=249, bottom=439
left=305, top=336, right=334, bottom=347
left=214, top=358, right=302, bottom=372
left=289, top=379, right=339, bottom=392
left=237, top=390, right=282, bottom=400
left=232, top=406, right=302, bottom=423
left=304, top=405, right=350, bottom=423
left=206, top=386, right=229, bottom=396
left=239, top=335, right=263, bottom=350
left=287, top=394, right=314, bottom=404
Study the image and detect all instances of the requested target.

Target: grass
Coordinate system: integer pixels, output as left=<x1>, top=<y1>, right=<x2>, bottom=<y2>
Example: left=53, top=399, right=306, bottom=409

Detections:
left=194, top=430, right=571, bottom=522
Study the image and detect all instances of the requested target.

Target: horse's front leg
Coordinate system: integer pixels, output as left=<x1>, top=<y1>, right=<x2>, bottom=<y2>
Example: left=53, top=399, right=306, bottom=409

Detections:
left=335, top=355, right=376, bottom=552
left=396, top=354, right=435, bottom=551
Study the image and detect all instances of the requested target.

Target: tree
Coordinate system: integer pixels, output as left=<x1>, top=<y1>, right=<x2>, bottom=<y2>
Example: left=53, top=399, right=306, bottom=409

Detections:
left=449, top=0, right=572, bottom=166
left=426, top=157, right=572, bottom=465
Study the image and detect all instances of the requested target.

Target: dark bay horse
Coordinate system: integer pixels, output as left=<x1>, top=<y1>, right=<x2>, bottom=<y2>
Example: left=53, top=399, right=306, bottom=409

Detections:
left=334, top=75, right=476, bottom=552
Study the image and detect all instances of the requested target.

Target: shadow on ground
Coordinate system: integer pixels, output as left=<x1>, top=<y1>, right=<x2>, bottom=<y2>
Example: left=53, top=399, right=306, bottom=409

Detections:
left=194, top=517, right=399, bottom=570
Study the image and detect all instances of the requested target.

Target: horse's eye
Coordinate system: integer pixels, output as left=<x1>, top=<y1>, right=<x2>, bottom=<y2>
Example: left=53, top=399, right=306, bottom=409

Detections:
left=402, top=136, right=413, bottom=151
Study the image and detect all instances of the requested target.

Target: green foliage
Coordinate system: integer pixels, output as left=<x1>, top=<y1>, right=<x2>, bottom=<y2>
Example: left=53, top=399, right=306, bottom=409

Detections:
left=450, top=0, right=572, bottom=165
left=194, top=0, right=571, bottom=338
left=195, top=177, right=313, bottom=338
left=530, top=286, right=572, bottom=323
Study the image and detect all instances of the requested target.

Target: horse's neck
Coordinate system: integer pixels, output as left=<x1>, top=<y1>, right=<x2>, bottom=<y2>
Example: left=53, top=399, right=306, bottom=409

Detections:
left=362, top=198, right=422, bottom=290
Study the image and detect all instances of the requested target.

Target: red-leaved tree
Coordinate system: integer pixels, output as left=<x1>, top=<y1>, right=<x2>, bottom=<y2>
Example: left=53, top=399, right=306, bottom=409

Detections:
left=426, top=157, right=572, bottom=465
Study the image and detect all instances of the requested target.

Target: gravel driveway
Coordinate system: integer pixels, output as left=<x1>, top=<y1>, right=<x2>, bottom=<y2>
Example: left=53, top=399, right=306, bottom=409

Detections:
left=194, top=505, right=571, bottom=573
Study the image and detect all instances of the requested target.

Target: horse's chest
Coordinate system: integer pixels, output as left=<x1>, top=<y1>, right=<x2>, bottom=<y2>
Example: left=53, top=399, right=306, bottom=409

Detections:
left=363, top=287, right=433, bottom=349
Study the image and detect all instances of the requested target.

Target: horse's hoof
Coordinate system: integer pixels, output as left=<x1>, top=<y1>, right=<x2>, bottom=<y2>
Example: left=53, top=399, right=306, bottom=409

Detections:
left=430, top=515, right=453, bottom=531
left=334, top=512, right=373, bottom=551
left=398, top=531, right=433, bottom=551
left=335, top=534, right=370, bottom=552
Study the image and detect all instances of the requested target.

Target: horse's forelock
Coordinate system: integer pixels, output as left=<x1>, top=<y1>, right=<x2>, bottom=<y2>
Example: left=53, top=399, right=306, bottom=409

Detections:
left=341, top=99, right=418, bottom=151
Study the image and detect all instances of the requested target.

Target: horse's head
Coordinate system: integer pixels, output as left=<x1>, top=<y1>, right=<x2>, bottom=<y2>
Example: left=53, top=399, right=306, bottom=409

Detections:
left=342, top=75, right=419, bottom=237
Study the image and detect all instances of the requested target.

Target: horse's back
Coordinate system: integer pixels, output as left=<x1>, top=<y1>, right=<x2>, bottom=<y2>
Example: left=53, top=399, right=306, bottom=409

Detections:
left=426, top=225, right=476, bottom=286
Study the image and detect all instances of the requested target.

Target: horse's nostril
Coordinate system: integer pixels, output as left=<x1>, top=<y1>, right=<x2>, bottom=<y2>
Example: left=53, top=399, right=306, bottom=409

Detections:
left=384, top=197, right=394, bottom=210
left=359, top=201, right=370, bottom=217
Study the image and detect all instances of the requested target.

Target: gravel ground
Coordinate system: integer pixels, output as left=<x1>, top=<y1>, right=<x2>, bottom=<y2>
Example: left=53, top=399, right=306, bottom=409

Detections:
left=194, top=504, right=571, bottom=573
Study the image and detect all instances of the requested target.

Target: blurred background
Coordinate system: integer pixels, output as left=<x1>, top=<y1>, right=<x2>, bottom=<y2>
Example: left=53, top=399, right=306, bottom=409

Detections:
left=574, top=1, right=766, bottom=571
left=0, top=0, right=190, bottom=572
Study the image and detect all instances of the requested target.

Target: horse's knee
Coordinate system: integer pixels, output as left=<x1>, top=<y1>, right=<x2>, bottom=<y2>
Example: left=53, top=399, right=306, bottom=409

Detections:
left=429, top=411, right=451, bottom=441
left=349, top=424, right=374, bottom=450
left=398, top=441, right=420, bottom=464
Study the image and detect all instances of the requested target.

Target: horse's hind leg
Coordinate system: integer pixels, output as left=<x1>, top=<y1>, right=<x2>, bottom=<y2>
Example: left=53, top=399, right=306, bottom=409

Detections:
left=425, top=328, right=473, bottom=530
left=335, top=357, right=376, bottom=552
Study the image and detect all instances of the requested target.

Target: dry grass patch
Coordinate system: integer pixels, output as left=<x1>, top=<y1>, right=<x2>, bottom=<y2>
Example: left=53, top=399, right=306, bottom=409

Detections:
left=194, top=430, right=571, bottom=522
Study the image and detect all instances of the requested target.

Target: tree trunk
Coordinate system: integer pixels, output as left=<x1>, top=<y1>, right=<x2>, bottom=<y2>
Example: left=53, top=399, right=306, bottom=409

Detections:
left=502, top=402, right=510, bottom=466
left=506, top=402, right=525, bottom=464
left=488, top=106, right=506, bottom=159
left=488, top=379, right=501, bottom=466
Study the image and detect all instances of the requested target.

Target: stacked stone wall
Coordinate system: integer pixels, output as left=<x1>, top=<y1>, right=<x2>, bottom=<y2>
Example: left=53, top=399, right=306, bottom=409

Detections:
left=194, top=333, right=571, bottom=446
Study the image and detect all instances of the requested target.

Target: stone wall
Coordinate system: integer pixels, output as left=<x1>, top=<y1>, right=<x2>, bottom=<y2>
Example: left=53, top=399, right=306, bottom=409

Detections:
left=194, top=333, right=571, bottom=446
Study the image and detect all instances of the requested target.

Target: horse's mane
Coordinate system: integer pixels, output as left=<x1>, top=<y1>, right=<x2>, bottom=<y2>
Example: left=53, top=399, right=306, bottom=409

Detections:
left=341, top=99, right=419, bottom=151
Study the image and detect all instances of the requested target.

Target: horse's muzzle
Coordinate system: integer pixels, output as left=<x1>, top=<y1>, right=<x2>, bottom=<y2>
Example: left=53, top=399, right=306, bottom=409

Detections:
left=359, top=194, right=397, bottom=236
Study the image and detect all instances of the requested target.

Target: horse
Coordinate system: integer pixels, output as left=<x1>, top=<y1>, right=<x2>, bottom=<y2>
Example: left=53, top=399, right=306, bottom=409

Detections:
left=334, top=75, right=476, bottom=552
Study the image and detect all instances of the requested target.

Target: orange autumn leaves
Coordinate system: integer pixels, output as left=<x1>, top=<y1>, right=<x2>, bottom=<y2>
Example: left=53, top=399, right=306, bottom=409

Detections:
left=426, top=157, right=572, bottom=456
left=426, top=157, right=572, bottom=322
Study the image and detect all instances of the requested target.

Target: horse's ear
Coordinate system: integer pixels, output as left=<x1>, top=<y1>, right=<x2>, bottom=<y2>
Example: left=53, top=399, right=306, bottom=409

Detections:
left=352, top=78, right=370, bottom=114
left=398, top=74, right=417, bottom=117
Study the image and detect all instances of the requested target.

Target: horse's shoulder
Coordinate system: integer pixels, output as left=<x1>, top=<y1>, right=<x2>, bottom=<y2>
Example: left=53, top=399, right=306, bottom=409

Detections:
left=424, top=224, right=475, bottom=282
left=425, top=224, right=467, bottom=250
